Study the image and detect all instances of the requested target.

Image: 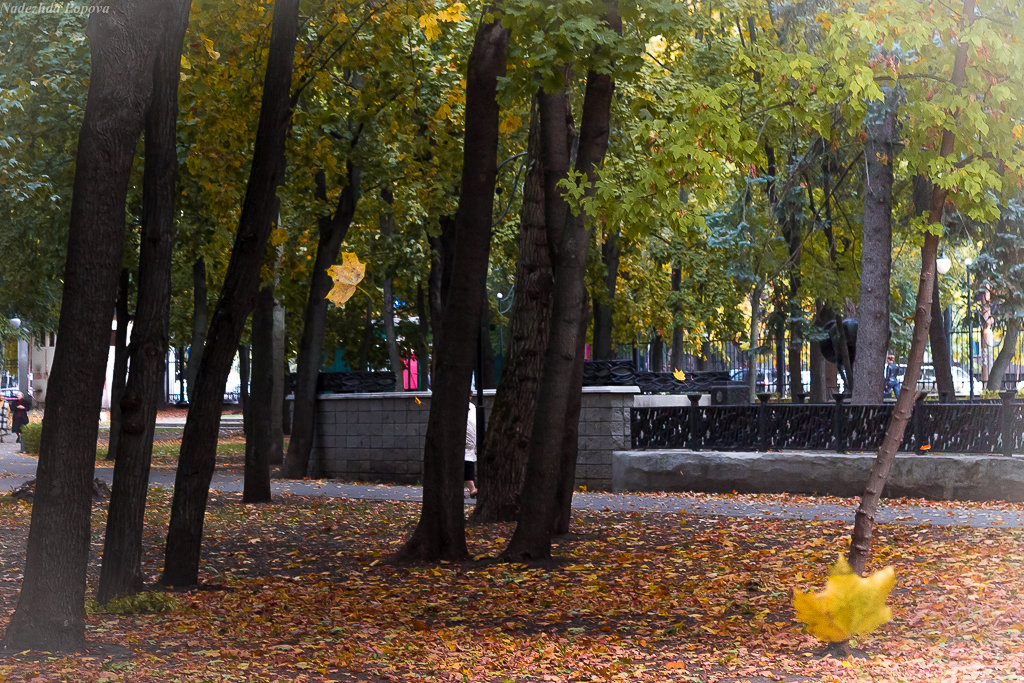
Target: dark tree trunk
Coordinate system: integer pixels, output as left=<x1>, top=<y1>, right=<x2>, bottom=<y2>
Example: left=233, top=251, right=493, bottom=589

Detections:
left=1, top=2, right=163, bottom=652
left=552, top=296, right=589, bottom=535
left=809, top=303, right=831, bottom=402
left=851, top=86, right=899, bottom=404
left=987, top=319, right=1021, bottom=391
left=107, top=268, right=131, bottom=461
left=650, top=332, right=664, bottom=372
left=186, top=257, right=207, bottom=402
left=849, top=4, right=971, bottom=573
left=281, top=164, right=360, bottom=478
left=244, top=286, right=275, bottom=503
left=96, top=0, right=189, bottom=606
left=786, top=228, right=802, bottom=399
left=270, top=296, right=285, bottom=463
left=473, top=96, right=554, bottom=523
left=505, top=22, right=618, bottom=559
left=161, top=0, right=300, bottom=588
left=592, top=230, right=620, bottom=360
left=394, top=19, right=508, bottom=563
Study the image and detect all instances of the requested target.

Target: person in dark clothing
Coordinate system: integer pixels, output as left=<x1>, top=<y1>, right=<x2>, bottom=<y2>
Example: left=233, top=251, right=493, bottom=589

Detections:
left=884, top=355, right=900, bottom=398
left=11, top=392, right=30, bottom=444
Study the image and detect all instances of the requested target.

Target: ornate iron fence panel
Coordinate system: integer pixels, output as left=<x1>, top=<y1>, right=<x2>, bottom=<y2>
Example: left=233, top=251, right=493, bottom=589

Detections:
left=768, top=404, right=838, bottom=451
left=696, top=406, right=760, bottom=450
left=631, top=400, right=1023, bottom=455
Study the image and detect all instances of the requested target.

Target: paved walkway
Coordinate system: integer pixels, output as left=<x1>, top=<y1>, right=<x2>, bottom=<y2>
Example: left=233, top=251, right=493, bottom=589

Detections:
left=2, top=437, right=1024, bottom=529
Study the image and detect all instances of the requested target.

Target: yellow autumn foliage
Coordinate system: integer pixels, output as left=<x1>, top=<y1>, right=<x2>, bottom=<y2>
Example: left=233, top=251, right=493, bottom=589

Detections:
left=792, top=557, right=895, bottom=643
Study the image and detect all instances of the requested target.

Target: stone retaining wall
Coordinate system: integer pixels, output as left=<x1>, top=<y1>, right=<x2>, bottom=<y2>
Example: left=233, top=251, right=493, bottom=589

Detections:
left=612, top=450, right=1024, bottom=501
left=307, top=386, right=637, bottom=490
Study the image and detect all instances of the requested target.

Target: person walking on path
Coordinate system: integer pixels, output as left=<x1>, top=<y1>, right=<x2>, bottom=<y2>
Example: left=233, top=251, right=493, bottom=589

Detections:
left=465, top=397, right=477, bottom=498
left=11, top=392, right=30, bottom=451
left=885, top=354, right=900, bottom=398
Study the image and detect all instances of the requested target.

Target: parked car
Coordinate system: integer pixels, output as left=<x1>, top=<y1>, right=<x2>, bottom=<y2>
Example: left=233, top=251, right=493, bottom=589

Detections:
left=896, top=364, right=974, bottom=396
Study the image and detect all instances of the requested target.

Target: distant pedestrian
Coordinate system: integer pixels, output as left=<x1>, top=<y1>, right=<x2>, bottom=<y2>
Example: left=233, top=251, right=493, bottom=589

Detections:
left=884, top=355, right=900, bottom=398
left=11, top=392, right=30, bottom=445
left=465, top=397, right=477, bottom=498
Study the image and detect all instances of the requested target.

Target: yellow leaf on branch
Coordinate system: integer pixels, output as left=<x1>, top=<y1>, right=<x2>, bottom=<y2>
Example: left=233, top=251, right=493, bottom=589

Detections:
left=792, top=557, right=895, bottom=643
left=325, top=252, right=365, bottom=305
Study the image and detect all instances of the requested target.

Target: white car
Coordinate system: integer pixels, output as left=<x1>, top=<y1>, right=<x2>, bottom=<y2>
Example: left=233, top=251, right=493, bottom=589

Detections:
left=897, top=364, right=975, bottom=396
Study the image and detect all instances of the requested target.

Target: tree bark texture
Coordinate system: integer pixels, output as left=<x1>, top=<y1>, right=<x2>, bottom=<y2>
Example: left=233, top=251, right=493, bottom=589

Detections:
left=987, top=319, right=1021, bottom=391
left=281, top=164, right=360, bottom=478
left=670, top=266, right=684, bottom=370
left=244, top=285, right=275, bottom=503
left=473, top=96, right=553, bottom=523
left=107, top=268, right=131, bottom=461
left=928, top=272, right=955, bottom=398
left=97, top=0, right=189, bottom=605
left=161, top=0, right=300, bottom=587
left=186, top=257, right=208, bottom=402
left=394, top=19, right=508, bottom=563
left=851, top=88, right=899, bottom=404
left=1, top=2, right=163, bottom=651
left=849, top=3, right=972, bottom=574
left=505, top=36, right=618, bottom=559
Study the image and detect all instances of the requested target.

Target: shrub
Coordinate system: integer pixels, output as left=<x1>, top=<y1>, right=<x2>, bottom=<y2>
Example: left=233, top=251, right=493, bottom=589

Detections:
left=86, top=591, right=181, bottom=615
left=19, top=421, right=41, bottom=454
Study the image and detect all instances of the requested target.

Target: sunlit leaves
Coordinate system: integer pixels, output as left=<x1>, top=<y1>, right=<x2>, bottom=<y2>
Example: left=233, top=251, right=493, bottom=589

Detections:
left=325, top=252, right=366, bottom=305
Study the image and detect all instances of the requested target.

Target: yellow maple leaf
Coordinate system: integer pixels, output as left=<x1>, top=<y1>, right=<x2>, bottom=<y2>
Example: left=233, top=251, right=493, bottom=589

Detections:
left=792, top=557, right=895, bottom=643
left=325, top=252, right=365, bottom=305
left=436, top=2, right=469, bottom=22
left=672, top=369, right=685, bottom=381
left=499, top=113, right=522, bottom=134
left=419, top=13, right=440, bottom=41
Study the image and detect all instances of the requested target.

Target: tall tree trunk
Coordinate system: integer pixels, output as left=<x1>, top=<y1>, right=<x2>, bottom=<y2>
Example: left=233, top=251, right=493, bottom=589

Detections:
left=851, top=87, right=899, bottom=403
left=270, top=296, right=285, bottom=463
left=747, top=285, right=763, bottom=402
left=107, top=268, right=131, bottom=461
left=849, top=2, right=972, bottom=574
left=416, top=284, right=431, bottom=389
left=186, top=257, right=207, bottom=402
left=394, top=19, right=509, bottom=563
left=1, top=1, right=163, bottom=652
left=161, top=0, right=300, bottom=588
left=239, top=345, right=250, bottom=436
left=505, top=18, right=618, bottom=559
left=245, top=286, right=275, bottom=503
left=473, top=96, right=554, bottom=523
left=281, top=164, right=360, bottom=478
left=987, top=319, right=1021, bottom=391
left=592, top=230, right=619, bottom=360
left=96, top=0, right=189, bottom=605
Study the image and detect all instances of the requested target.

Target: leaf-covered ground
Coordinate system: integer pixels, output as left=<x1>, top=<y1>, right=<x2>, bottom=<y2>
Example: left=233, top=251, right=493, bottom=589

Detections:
left=1, top=489, right=1024, bottom=682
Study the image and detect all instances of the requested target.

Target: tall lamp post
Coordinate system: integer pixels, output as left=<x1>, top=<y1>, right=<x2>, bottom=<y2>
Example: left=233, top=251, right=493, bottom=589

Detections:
left=965, top=258, right=975, bottom=401
left=8, top=316, right=28, bottom=397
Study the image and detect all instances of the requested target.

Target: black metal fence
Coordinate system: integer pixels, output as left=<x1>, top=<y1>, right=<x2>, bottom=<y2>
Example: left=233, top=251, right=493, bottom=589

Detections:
left=631, top=392, right=1024, bottom=456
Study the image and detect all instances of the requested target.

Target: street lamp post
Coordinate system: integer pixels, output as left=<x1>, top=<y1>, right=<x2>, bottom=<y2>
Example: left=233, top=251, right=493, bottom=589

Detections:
left=7, top=316, right=28, bottom=397
left=965, top=258, right=975, bottom=401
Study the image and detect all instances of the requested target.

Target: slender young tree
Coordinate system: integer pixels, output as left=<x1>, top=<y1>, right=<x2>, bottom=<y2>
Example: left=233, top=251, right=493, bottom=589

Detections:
left=97, top=0, right=191, bottom=604
left=395, top=17, right=509, bottom=562
left=281, top=163, right=360, bottom=478
left=1, top=1, right=165, bottom=651
left=161, top=0, right=301, bottom=587
left=505, top=8, right=619, bottom=558
left=849, top=0, right=974, bottom=574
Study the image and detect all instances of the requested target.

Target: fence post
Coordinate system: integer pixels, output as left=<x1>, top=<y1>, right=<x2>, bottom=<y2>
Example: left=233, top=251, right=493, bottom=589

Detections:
left=833, top=392, right=846, bottom=453
left=687, top=393, right=703, bottom=450
left=1000, top=390, right=1016, bottom=457
left=757, top=392, right=772, bottom=451
left=913, top=392, right=929, bottom=453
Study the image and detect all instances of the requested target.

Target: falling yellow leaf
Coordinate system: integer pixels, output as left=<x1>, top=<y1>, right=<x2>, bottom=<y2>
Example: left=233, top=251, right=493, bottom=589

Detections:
left=672, top=369, right=685, bottom=381
left=202, top=36, right=220, bottom=61
left=419, top=14, right=440, bottom=41
left=792, top=557, right=895, bottom=643
left=326, top=252, right=365, bottom=305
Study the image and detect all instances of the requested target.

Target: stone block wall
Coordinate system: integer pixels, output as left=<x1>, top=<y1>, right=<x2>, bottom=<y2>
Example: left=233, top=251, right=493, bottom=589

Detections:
left=305, top=386, right=637, bottom=490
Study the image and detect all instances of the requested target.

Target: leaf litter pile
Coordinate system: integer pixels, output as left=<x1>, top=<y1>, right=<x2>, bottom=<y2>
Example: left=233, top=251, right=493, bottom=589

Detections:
left=2, top=490, right=1024, bottom=681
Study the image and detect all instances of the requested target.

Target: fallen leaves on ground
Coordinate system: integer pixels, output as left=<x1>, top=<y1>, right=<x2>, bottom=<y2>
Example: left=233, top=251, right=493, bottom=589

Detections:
left=0, top=490, right=1023, bottom=681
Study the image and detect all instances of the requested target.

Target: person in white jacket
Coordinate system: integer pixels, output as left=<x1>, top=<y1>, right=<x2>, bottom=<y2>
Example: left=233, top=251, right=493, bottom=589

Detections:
left=465, top=399, right=477, bottom=498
